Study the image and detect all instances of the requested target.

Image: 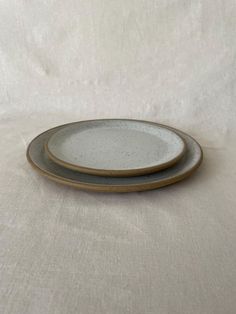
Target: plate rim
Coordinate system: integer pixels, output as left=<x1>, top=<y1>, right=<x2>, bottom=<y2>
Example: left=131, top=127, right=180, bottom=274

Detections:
left=26, top=119, right=203, bottom=193
left=44, top=119, right=187, bottom=177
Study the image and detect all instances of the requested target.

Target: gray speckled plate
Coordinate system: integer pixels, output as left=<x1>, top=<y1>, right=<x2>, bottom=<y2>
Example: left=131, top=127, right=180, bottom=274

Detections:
left=45, top=120, right=186, bottom=176
left=27, top=120, right=203, bottom=193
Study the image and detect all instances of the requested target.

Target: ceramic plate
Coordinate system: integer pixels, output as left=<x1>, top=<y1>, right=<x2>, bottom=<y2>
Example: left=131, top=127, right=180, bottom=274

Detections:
left=27, top=120, right=203, bottom=193
left=45, top=120, right=186, bottom=176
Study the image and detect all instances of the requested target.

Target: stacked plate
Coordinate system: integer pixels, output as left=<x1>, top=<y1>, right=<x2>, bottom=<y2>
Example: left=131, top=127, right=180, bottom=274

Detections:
left=26, top=119, right=203, bottom=192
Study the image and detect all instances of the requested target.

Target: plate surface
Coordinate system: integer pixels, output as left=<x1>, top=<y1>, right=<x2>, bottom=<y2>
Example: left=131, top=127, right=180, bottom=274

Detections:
left=27, top=120, right=203, bottom=193
left=45, top=120, right=186, bottom=176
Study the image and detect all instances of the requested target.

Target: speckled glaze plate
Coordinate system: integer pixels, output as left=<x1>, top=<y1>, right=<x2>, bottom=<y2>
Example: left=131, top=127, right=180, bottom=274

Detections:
left=26, top=120, right=203, bottom=193
left=45, top=120, right=186, bottom=177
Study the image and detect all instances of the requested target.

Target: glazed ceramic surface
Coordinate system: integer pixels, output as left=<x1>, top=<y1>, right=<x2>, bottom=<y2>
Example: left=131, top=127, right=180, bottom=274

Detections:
left=27, top=121, right=203, bottom=193
left=45, top=120, right=186, bottom=176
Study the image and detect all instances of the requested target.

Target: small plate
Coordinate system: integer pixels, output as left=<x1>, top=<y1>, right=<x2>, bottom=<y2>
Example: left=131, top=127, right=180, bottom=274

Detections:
left=45, top=120, right=186, bottom=177
left=27, top=121, right=203, bottom=193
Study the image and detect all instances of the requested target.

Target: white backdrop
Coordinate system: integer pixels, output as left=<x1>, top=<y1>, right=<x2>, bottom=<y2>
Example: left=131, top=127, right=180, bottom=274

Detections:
left=1, top=1, right=236, bottom=313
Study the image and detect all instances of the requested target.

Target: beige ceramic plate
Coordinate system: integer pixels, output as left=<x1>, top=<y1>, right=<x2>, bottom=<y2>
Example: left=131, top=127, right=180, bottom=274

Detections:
left=45, top=120, right=186, bottom=177
left=26, top=120, right=203, bottom=193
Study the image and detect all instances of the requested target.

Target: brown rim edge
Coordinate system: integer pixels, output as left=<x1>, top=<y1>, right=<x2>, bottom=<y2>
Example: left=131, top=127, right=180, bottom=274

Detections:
left=26, top=119, right=203, bottom=193
left=44, top=124, right=187, bottom=177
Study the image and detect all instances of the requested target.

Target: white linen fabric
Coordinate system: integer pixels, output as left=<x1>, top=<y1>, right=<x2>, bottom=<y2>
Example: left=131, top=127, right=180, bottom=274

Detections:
left=0, top=1, right=236, bottom=313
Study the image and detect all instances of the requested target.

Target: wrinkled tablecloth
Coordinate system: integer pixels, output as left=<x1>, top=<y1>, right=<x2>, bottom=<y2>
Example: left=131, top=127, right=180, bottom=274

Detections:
left=0, top=1, right=236, bottom=313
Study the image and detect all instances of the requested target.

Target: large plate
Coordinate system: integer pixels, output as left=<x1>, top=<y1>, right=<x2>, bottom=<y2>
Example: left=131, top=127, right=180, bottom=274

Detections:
left=45, top=120, right=186, bottom=176
left=27, top=120, right=203, bottom=193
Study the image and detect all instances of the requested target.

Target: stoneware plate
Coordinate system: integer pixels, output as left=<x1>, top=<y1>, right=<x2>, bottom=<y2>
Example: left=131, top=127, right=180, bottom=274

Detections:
left=27, top=120, right=203, bottom=193
left=45, top=120, right=186, bottom=177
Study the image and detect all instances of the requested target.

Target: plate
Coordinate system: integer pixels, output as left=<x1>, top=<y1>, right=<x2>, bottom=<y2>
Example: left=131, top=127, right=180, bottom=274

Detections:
left=45, top=120, right=186, bottom=176
left=27, top=120, right=203, bottom=193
